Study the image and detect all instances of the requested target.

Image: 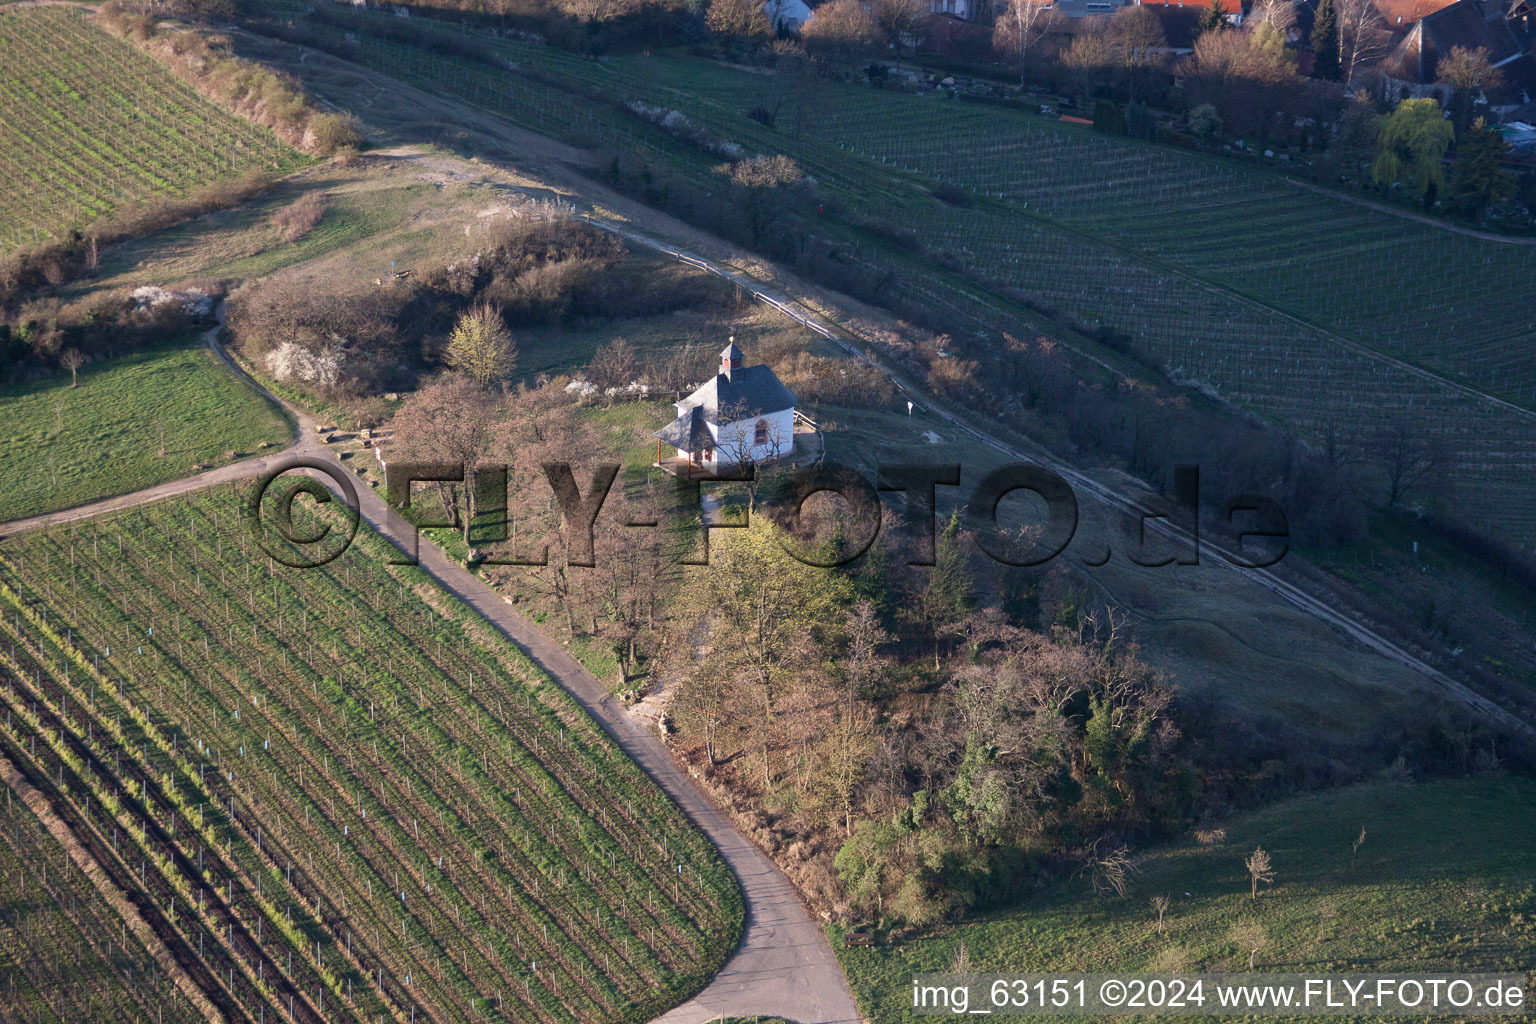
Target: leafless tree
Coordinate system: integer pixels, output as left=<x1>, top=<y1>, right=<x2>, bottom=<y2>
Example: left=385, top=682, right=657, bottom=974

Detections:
left=1350, top=826, right=1366, bottom=869
left=713, top=398, right=792, bottom=510
left=587, top=337, right=640, bottom=395
left=60, top=348, right=85, bottom=388
left=1436, top=45, right=1504, bottom=94
left=1230, top=921, right=1267, bottom=969
left=562, top=0, right=634, bottom=22
left=1376, top=420, right=1448, bottom=507
left=1245, top=845, right=1274, bottom=900
left=992, top=0, right=1059, bottom=84
left=707, top=0, right=770, bottom=39
left=718, top=154, right=808, bottom=248
left=1086, top=837, right=1139, bottom=897
left=875, top=0, right=930, bottom=57
left=1152, top=893, right=1171, bottom=933
left=803, top=0, right=886, bottom=62
left=1248, top=0, right=1298, bottom=34
left=391, top=375, right=503, bottom=543
left=1059, top=28, right=1114, bottom=105
left=1337, top=0, right=1390, bottom=82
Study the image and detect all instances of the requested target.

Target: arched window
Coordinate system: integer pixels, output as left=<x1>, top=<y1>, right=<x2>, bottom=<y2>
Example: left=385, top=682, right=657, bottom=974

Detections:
left=754, top=418, right=770, bottom=447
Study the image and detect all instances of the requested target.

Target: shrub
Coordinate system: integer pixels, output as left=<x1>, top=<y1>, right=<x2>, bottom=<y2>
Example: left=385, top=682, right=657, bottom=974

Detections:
left=270, top=193, right=325, bottom=242
left=304, top=112, right=363, bottom=155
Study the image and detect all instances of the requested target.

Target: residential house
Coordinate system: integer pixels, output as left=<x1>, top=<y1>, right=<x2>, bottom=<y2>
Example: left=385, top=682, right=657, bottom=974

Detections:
left=1386, top=0, right=1536, bottom=93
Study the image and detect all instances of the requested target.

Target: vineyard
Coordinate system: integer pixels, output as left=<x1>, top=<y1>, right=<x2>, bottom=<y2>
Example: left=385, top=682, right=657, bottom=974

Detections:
left=0, top=7, right=300, bottom=250
left=794, top=91, right=1536, bottom=406
left=0, top=756, right=207, bottom=1023
left=0, top=486, right=742, bottom=1023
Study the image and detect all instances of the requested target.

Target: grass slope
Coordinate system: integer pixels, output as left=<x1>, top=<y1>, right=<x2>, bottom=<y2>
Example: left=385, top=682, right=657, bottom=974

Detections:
left=836, top=775, right=1536, bottom=1021
left=0, top=340, right=291, bottom=522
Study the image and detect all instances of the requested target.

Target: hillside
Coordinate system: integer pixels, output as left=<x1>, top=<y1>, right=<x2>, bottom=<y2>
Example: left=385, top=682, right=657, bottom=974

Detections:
left=239, top=2, right=1536, bottom=553
left=836, top=774, right=1536, bottom=1021
left=0, top=336, right=292, bottom=522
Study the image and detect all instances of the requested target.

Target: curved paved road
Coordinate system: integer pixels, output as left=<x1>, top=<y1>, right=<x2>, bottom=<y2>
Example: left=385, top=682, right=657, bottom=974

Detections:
left=0, top=316, right=864, bottom=1024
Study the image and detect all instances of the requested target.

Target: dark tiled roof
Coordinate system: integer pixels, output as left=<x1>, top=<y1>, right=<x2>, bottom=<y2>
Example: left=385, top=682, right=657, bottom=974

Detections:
left=654, top=405, right=713, bottom=448
left=1398, top=0, right=1531, bottom=80
left=681, top=365, right=797, bottom=421
left=1146, top=6, right=1203, bottom=48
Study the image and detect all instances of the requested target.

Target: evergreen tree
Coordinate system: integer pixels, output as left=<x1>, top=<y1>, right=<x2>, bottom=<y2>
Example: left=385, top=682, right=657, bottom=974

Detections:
left=1446, top=119, right=1513, bottom=222
left=1196, top=0, right=1227, bottom=38
left=922, top=512, right=974, bottom=669
left=1311, top=0, right=1341, bottom=81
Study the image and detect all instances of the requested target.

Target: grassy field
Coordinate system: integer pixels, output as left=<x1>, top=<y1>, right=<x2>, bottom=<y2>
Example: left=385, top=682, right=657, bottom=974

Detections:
left=0, top=339, right=292, bottom=523
left=0, top=488, right=743, bottom=1023
left=834, top=774, right=1536, bottom=1021
left=0, top=7, right=302, bottom=250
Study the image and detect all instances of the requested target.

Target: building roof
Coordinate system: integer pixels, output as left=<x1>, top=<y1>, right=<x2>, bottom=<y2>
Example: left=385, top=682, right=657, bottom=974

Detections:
left=1144, top=4, right=1205, bottom=47
left=720, top=340, right=744, bottom=365
left=1388, top=0, right=1534, bottom=83
left=655, top=405, right=713, bottom=449
left=680, top=364, right=797, bottom=423
left=1136, top=0, right=1238, bottom=12
left=1375, top=0, right=1458, bottom=28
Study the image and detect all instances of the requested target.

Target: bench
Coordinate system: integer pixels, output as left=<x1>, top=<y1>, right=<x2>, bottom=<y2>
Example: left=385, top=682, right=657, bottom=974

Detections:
left=844, top=932, right=874, bottom=948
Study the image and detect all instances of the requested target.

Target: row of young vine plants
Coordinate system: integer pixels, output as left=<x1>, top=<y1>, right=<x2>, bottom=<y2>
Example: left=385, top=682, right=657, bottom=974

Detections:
left=0, top=7, right=299, bottom=250
left=0, top=483, right=742, bottom=1023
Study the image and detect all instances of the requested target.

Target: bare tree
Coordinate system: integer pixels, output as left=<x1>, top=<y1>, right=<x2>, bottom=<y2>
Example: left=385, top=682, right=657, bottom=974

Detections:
left=875, top=0, right=930, bottom=57
left=1375, top=420, right=1448, bottom=507
left=992, top=0, right=1058, bottom=84
left=713, top=397, right=792, bottom=509
left=60, top=348, right=85, bottom=388
left=718, top=154, right=808, bottom=248
left=1337, top=0, right=1389, bottom=82
left=562, top=0, right=634, bottom=22
left=1245, top=845, right=1274, bottom=900
left=1151, top=893, right=1171, bottom=933
left=802, top=0, right=886, bottom=62
left=1349, top=826, right=1366, bottom=869
left=707, top=0, right=770, bottom=40
left=1086, top=838, right=1139, bottom=897
left=1248, top=0, right=1298, bottom=34
left=1059, top=28, right=1114, bottom=105
left=391, top=375, right=502, bottom=543
left=1106, top=5, right=1168, bottom=103
left=1230, top=921, right=1267, bottom=969
left=587, top=337, right=640, bottom=395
